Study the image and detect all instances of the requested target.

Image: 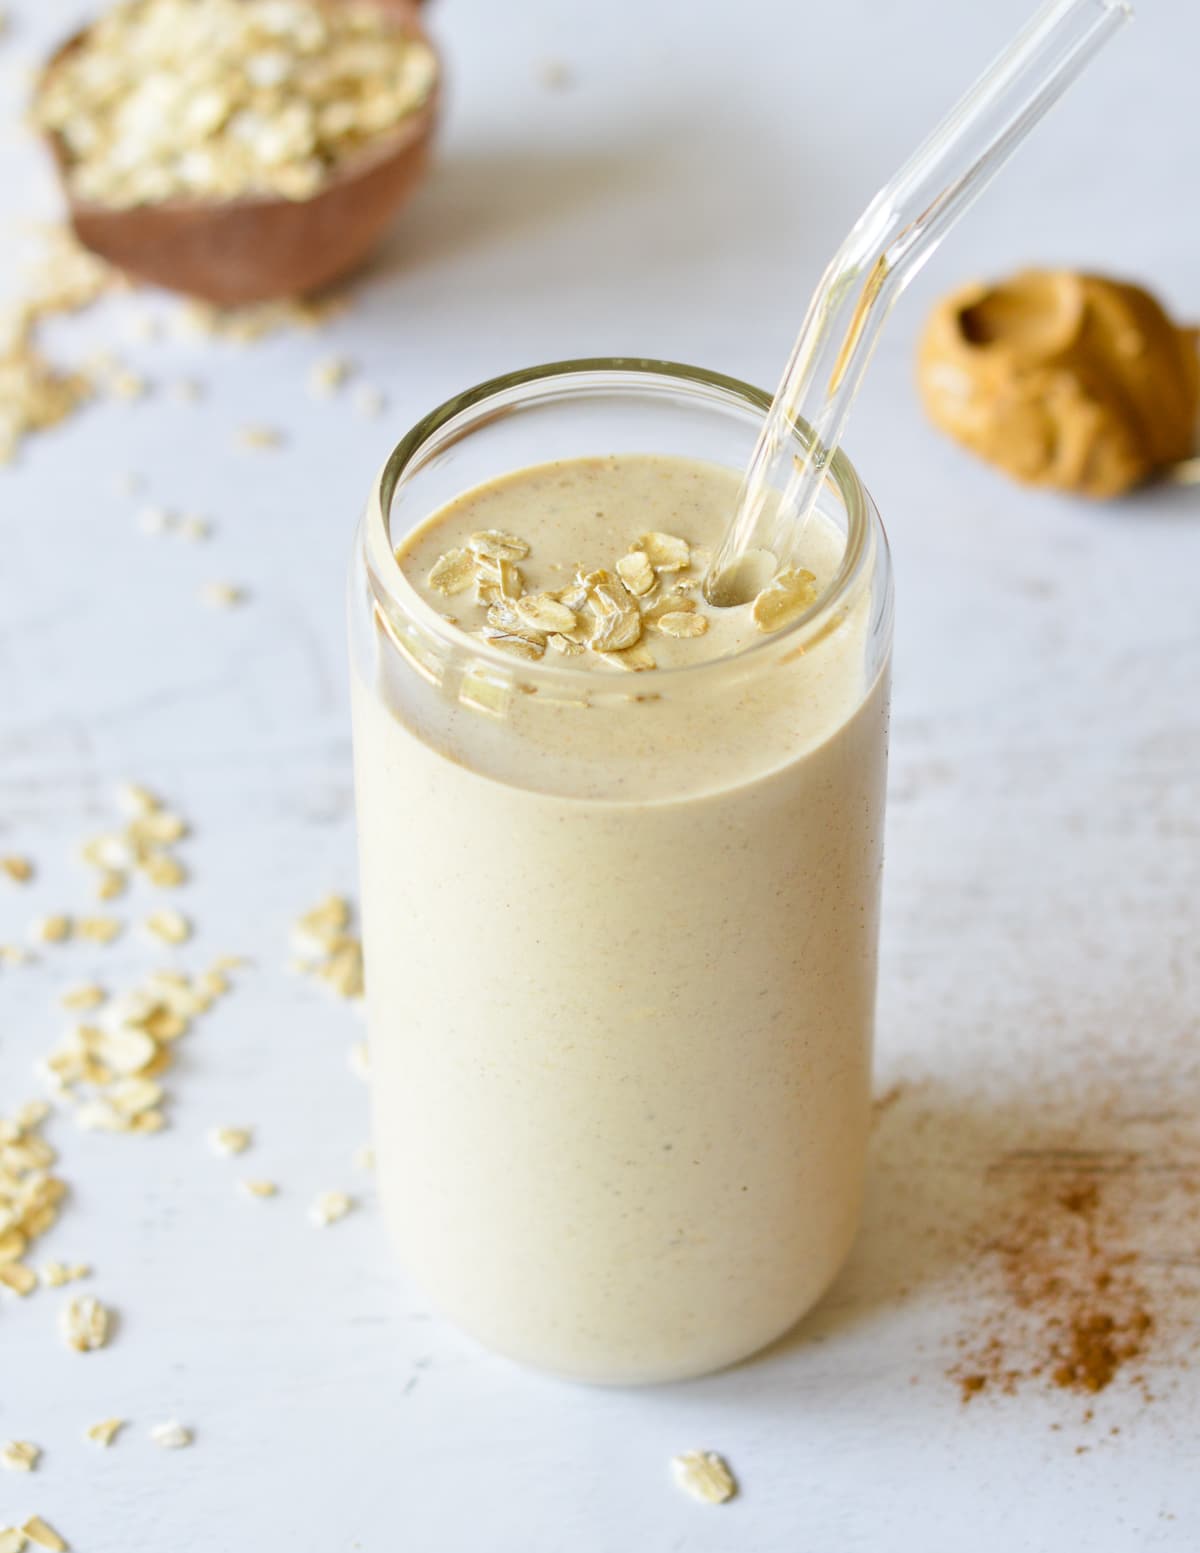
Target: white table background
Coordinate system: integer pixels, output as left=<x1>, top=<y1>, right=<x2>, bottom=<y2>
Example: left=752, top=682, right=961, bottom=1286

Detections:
left=2, top=1, right=1198, bottom=1548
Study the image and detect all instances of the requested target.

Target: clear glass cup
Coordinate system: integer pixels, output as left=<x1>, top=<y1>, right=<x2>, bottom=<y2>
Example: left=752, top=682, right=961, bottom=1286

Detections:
left=349, top=359, right=893, bottom=1384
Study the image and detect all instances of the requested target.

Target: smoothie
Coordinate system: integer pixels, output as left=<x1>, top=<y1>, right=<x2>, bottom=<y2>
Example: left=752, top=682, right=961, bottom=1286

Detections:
left=351, top=451, right=890, bottom=1383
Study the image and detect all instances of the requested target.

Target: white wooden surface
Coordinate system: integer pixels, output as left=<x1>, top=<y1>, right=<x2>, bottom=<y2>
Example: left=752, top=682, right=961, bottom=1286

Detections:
left=2, top=1, right=1198, bottom=1548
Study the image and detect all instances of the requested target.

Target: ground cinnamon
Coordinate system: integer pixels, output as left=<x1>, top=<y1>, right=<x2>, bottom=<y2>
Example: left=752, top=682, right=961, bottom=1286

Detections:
left=952, top=1166, right=1157, bottom=1402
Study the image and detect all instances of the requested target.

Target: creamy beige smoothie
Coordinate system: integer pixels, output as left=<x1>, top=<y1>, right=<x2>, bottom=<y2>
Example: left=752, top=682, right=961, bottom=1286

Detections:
left=352, top=449, right=890, bottom=1384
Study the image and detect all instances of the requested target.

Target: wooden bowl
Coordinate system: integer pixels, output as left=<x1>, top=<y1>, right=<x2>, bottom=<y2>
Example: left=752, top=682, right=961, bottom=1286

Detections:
left=39, top=0, right=440, bottom=305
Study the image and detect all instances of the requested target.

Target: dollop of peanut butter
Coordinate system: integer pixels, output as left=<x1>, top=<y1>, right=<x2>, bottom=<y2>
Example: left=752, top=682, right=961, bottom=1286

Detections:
left=917, top=270, right=1199, bottom=498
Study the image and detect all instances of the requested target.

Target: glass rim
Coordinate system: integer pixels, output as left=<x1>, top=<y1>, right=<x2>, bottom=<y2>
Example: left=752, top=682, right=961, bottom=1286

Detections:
left=363, top=357, right=888, bottom=688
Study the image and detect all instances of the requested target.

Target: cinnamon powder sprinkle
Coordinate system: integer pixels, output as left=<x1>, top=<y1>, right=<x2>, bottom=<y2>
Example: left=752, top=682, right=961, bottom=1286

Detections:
left=951, top=1166, right=1157, bottom=1403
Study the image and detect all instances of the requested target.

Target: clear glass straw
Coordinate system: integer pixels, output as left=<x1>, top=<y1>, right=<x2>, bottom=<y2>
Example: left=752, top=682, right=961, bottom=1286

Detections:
left=706, top=0, right=1132, bottom=605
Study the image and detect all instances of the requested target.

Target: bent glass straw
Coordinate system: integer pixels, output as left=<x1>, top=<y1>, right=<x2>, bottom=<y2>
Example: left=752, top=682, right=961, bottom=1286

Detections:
left=706, top=0, right=1132, bottom=604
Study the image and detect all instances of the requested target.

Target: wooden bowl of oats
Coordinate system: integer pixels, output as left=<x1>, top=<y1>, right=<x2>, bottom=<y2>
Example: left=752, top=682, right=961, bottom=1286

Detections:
left=34, top=0, right=439, bottom=305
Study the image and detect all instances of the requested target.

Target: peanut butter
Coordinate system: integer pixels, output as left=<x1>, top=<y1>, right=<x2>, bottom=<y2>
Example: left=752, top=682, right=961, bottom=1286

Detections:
left=918, top=270, right=1199, bottom=498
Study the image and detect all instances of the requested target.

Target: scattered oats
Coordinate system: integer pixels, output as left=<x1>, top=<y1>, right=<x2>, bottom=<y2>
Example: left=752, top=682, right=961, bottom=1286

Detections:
left=74, top=1102, right=126, bottom=1135
left=40, top=1262, right=86, bottom=1288
left=655, top=610, right=709, bottom=639
left=179, top=515, right=211, bottom=542
left=0, top=945, right=36, bottom=966
left=237, top=424, right=283, bottom=451
left=84, top=1418, right=124, bottom=1448
left=671, top=1450, right=737, bottom=1505
left=468, top=530, right=530, bottom=562
left=616, top=550, right=656, bottom=597
left=177, top=294, right=348, bottom=343
left=78, top=916, right=123, bottom=945
left=196, top=968, right=229, bottom=1000
left=352, top=1144, right=374, bottom=1173
left=320, top=941, right=364, bottom=1000
left=144, top=909, right=191, bottom=946
left=635, top=532, right=690, bottom=572
left=751, top=566, right=818, bottom=633
left=106, top=368, right=146, bottom=402
left=0, top=1264, right=38, bottom=1296
left=82, top=789, right=190, bottom=909
left=0, top=1442, right=39, bottom=1473
left=108, top=1077, right=163, bottom=1118
left=0, top=1102, right=64, bottom=1282
left=307, top=356, right=352, bottom=397
left=95, top=869, right=129, bottom=906
left=348, top=1040, right=370, bottom=1080
left=1, top=856, right=33, bottom=884
left=60, top=985, right=106, bottom=1012
left=0, top=1531, right=23, bottom=1553
left=353, top=384, right=385, bottom=418
left=32, top=916, right=71, bottom=945
left=309, top=1190, right=352, bottom=1227
left=0, top=316, right=94, bottom=467
left=21, top=1517, right=67, bottom=1552
left=96, top=1025, right=157, bottom=1075
left=239, top=1178, right=277, bottom=1199
left=96, top=869, right=125, bottom=904
left=149, top=1421, right=191, bottom=1450
left=60, top=1295, right=109, bottom=1352
left=117, top=783, right=159, bottom=816
left=135, top=810, right=186, bottom=844
left=426, top=549, right=475, bottom=597
left=43, top=927, right=231, bottom=1131
left=200, top=582, right=244, bottom=610
left=208, top=1125, right=251, bottom=1157
left=0, top=1232, right=27, bottom=1263
left=292, top=895, right=350, bottom=954
left=516, top=594, right=578, bottom=633
left=80, top=835, right=128, bottom=870
left=143, top=853, right=186, bottom=888
left=292, top=896, right=364, bottom=1000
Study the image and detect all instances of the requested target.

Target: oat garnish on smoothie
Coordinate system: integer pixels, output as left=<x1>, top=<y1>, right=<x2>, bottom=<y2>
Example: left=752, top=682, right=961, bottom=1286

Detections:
left=751, top=566, right=818, bottom=633
left=420, top=525, right=813, bottom=666
left=427, top=549, right=475, bottom=596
